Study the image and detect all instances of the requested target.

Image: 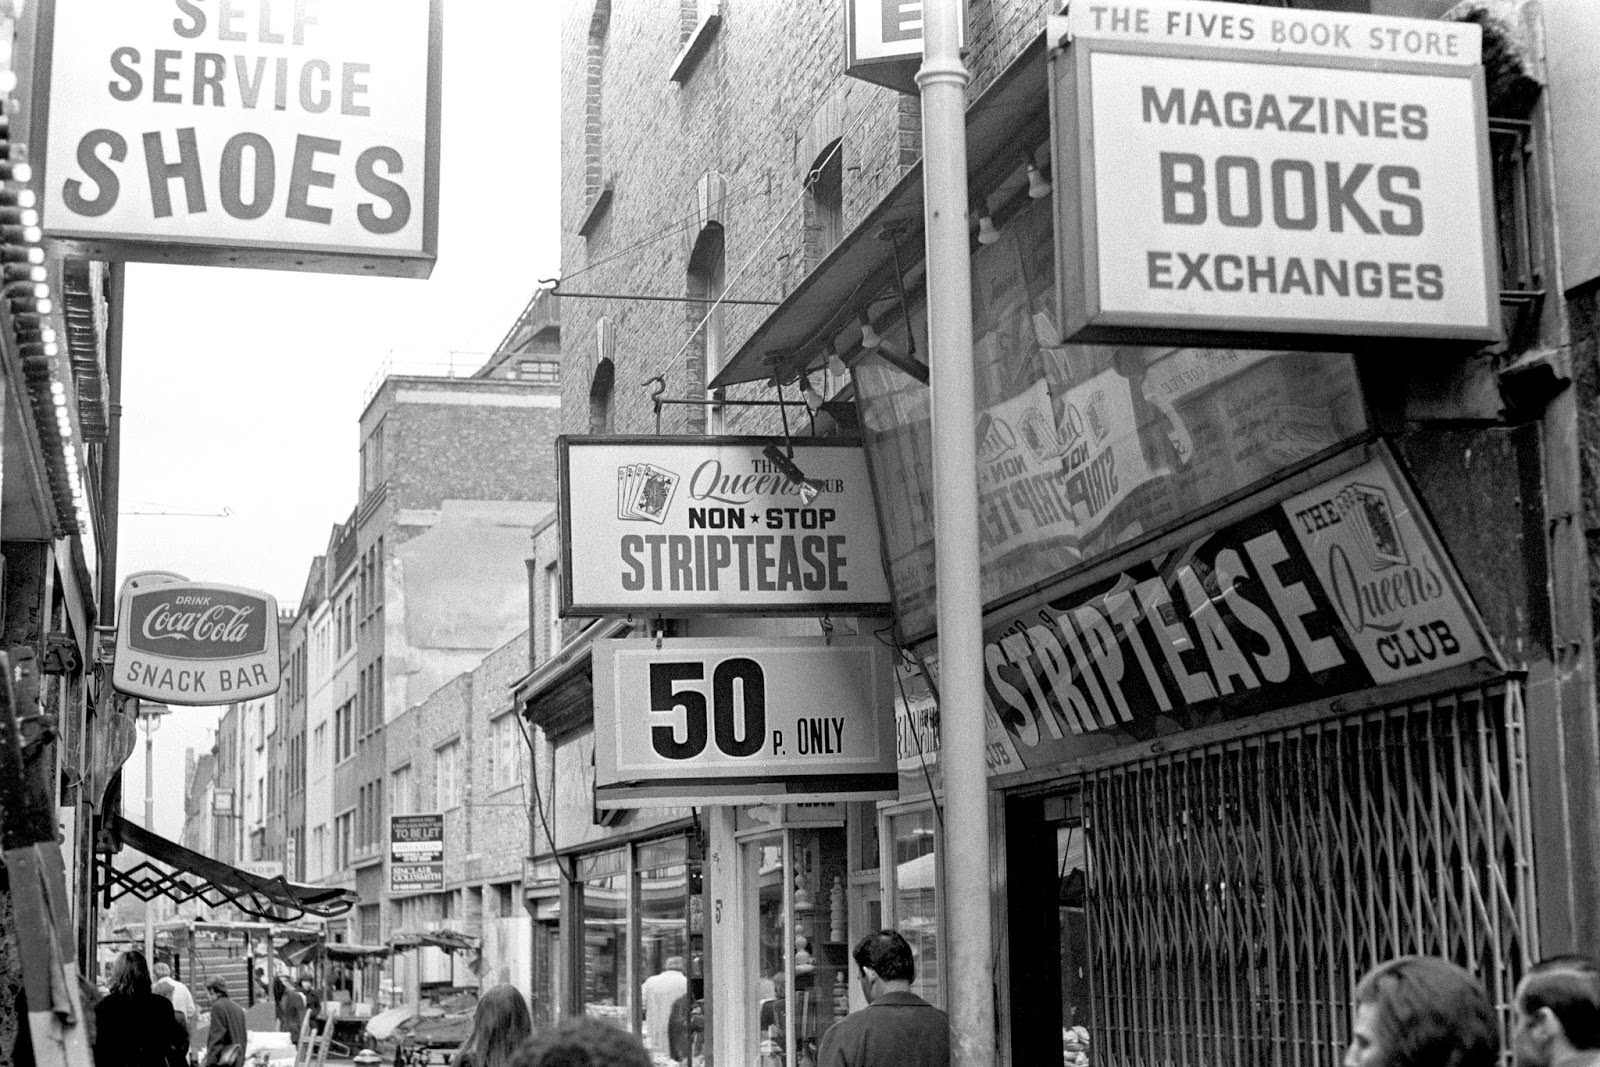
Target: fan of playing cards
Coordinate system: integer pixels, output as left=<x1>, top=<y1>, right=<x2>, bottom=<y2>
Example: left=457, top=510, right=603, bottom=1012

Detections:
left=617, top=463, right=681, bottom=523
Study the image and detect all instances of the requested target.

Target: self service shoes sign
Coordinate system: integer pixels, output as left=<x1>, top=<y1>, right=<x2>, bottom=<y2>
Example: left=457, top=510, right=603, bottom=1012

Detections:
left=113, top=571, right=281, bottom=704
left=1049, top=0, right=1499, bottom=348
left=34, top=0, right=441, bottom=278
left=558, top=437, right=891, bottom=616
left=593, top=635, right=898, bottom=808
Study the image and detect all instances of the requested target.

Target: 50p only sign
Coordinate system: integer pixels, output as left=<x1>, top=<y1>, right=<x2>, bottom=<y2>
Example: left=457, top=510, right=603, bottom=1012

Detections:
left=1050, top=0, right=1499, bottom=348
left=593, top=636, right=897, bottom=808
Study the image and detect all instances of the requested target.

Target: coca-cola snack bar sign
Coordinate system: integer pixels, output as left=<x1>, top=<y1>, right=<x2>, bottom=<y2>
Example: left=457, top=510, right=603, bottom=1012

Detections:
left=114, top=580, right=281, bottom=705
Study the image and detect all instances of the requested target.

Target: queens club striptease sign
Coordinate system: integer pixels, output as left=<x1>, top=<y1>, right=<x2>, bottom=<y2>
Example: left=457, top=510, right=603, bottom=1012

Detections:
left=1050, top=0, right=1499, bottom=347
left=557, top=436, right=892, bottom=615
left=114, top=576, right=281, bottom=704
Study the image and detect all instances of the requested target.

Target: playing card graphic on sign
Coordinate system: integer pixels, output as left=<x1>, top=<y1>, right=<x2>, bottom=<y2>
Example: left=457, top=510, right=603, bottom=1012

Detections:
left=1280, top=457, right=1487, bottom=685
left=617, top=464, right=681, bottom=523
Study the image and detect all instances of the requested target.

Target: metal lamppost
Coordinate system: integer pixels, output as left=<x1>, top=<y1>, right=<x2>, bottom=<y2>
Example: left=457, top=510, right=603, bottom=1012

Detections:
left=138, top=702, right=171, bottom=965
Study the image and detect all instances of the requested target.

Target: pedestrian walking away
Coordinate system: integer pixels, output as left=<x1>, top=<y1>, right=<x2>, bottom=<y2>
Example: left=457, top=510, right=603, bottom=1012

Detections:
left=1511, top=954, right=1600, bottom=1067
left=1345, top=955, right=1498, bottom=1067
left=154, top=961, right=199, bottom=1037
left=453, top=983, right=534, bottom=1067
left=641, top=956, right=689, bottom=1065
left=201, top=975, right=249, bottom=1067
left=93, top=949, right=189, bottom=1067
left=815, top=930, right=949, bottom=1067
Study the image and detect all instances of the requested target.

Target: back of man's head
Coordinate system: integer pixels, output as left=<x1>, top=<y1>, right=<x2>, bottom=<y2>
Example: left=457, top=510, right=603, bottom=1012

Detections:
left=1521, top=955, right=1600, bottom=1051
left=511, top=1016, right=652, bottom=1067
left=154, top=962, right=172, bottom=979
left=206, top=976, right=229, bottom=998
left=852, top=930, right=916, bottom=984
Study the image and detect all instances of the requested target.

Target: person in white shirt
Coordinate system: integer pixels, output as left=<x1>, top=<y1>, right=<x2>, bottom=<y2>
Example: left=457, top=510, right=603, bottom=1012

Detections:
left=153, top=961, right=199, bottom=1038
left=640, top=957, right=689, bottom=1064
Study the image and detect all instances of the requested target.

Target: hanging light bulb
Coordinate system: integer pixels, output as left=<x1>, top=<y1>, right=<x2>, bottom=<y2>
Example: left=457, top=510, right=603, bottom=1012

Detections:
left=976, top=212, right=1000, bottom=246
left=825, top=347, right=848, bottom=379
left=859, top=315, right=882, bottom=351
left=799, top=373, right=824, bottom=413
left=1027, top=162, right=1052, bottom=199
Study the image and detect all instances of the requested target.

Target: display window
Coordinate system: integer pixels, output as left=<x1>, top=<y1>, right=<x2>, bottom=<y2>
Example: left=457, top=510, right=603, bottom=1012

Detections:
left=885, top=807, right=943, bottom=1008
left=568, top=832, right=700, bottom=1057
left=739, top=817, right=851, bottom=1067
left=579, top=848, right=630, bottom=1027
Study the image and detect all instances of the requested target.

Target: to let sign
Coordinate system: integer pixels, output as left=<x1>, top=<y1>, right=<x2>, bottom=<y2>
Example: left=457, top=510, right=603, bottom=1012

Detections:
left=593, top=636, right=898, bottom=808
left=558, top=437, right=891, bottom=616
left=36, top=0, right=440, bottom=277
left=389, top=813, right=445, bottom=894
left=114, top=579, right=280, bottom=704
left=1049, top=0, right=1499, bottom=348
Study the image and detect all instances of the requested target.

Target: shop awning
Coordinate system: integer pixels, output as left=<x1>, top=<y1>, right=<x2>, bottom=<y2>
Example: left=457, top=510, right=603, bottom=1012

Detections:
left=709, top=33, right=1050, bottom=391
left=99, top=814, right=358, bottom=922
left=390, top=930, right=479, bottom=954
left=512, top=617, right=630, bottom=741
left=324, top=942, right=392, bottom=961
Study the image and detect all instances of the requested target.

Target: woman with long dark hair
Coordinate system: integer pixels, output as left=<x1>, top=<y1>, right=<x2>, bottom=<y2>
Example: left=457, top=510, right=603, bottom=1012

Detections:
left=93, top=949, right=188, bottom=1067
left=454, top=984, right=534, bottom=1067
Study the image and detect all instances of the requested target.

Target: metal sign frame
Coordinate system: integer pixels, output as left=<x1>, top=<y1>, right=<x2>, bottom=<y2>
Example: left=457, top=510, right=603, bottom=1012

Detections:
left=1051, top=12, right=1500, bottom=348
left=557, top=435, right=893, bottom=617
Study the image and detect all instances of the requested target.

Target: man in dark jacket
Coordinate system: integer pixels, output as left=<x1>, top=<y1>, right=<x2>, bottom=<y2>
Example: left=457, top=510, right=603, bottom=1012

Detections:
left=202, top=976, right=248, bottom=1067
left=816, top=931, right=949, bottom=1067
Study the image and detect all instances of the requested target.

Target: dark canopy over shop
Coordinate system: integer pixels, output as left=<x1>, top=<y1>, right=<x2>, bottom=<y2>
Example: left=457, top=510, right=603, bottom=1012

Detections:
left=99, top=814, right=358, bottom=922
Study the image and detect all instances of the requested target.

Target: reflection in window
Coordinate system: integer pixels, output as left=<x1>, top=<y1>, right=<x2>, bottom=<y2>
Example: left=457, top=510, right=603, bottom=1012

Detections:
left=889, top=809, right=941, bottom=1008
left=582, top=851, right=629, bottom=1027
left=637, top=841, right=689, bottom=1062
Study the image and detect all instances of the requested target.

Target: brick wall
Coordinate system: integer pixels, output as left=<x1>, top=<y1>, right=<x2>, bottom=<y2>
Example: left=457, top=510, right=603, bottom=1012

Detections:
left=558, top=0, right=1054, bottom=441
left=372, top=380, right=563, bottom=509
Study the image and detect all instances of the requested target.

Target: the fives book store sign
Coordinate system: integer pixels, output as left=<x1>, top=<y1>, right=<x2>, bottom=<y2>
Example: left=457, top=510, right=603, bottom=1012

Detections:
left=36, top=0, right=441, bottom=277
left=1050, top=0, right=1499, bottom=347
left=114, top=573, right=281, bottom=704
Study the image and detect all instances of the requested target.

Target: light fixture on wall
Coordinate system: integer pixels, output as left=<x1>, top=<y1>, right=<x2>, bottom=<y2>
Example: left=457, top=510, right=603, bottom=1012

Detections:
left=975, top=211, right=1000, bottom=246
left=1027, top=161, right=1052, bottom=199
left=799, top=373, right=824, bottom=413
left=859, top=315, right=882, bottom=351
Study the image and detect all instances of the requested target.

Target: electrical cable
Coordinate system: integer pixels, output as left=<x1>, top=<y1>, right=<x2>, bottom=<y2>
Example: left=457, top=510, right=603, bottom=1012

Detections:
left=515, top=710, right=577, bottom=885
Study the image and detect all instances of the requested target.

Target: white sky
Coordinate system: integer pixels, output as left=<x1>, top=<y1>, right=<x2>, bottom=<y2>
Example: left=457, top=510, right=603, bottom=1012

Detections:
left=116, top=5, right=561, bottom=843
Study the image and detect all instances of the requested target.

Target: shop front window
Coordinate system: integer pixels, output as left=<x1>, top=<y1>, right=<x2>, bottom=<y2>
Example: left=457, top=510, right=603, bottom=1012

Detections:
left=637, top=838, right=691, bottom=1066
left=743, top=818, right=851, bottom=1067
left=887, top=808, right=942, bottom=1008
left=580, top=848, right=629, bottom=1027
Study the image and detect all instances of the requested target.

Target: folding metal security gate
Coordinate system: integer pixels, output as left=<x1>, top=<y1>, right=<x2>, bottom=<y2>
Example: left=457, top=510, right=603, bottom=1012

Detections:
left=1080, top=682, right=1537, bottom=1067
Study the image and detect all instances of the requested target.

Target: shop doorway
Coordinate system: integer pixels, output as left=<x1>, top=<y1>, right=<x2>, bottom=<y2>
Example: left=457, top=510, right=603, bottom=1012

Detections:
left=1008, top=682, right=1538, bottom=1067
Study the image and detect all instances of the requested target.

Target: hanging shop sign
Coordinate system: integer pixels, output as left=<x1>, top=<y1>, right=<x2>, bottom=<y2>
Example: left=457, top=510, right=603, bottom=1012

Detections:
left=389, top=813, right=445, bottom=894
left=558, top=436, right=891, bottom=616
left=1049, top=0, right=1499, bottom=347
left=593, top=635, right=898, bottom=808
left=844, top=0, right=965, bottom=94
left=977, top=443, right=1501, bottom=773
left=35, top=0, right=441, bottom=278
left=113, top=574, right=281, bottom=705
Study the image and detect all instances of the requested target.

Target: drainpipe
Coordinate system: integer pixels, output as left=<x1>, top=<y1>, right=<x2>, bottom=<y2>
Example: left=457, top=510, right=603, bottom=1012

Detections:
left=918, top=3, right=995, bottom=1065
left=82, top=260, right=126, bottom=969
